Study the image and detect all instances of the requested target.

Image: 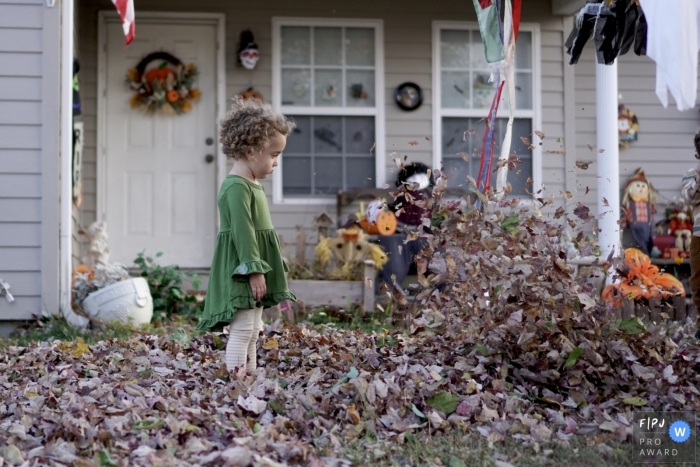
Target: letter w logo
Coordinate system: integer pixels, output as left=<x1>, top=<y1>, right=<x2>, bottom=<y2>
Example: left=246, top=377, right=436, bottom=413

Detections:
left=674, top=427, right=687, bottom=437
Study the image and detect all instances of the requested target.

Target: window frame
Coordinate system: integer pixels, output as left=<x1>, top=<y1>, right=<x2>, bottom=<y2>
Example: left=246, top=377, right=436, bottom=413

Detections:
left=272, top=17, right=385, bottom=205
left=431, top=21, right=542, bottom=195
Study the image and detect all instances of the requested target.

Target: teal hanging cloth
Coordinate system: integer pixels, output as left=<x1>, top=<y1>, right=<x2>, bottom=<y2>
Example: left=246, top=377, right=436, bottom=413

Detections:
left=472, top=0, right=505, bottom=63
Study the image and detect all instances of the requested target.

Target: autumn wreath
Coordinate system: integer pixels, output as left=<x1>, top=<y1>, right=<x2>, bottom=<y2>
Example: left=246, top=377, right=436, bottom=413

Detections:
left=126, top=52, right=202, bottom=115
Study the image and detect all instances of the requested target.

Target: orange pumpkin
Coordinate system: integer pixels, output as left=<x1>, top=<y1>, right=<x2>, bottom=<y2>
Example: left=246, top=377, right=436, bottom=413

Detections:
left=360, top=211, right=397, bottom=236
left=145, top=67, right=175, bottom=84
left=166, top=90, right=180, bottom=103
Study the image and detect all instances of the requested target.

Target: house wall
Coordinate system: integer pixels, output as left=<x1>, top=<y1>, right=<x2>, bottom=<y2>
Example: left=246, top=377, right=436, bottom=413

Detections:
left=573, top=42, right=700, bottom=223
left=76, top=0, right=568, bottom=262
left=0, top=0, right=61, bottom=320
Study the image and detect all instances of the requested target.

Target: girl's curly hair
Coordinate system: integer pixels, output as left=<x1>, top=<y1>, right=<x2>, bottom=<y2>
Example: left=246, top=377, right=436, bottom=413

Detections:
left=220, top=96, right=295, bottom=159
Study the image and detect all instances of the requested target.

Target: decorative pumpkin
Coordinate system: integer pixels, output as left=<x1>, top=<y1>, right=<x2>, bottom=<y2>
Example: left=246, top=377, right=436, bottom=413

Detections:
left=358, top=199, right=398, bottom=236
left=166, top=90, right=180, bottom=103
left=145, top=66, right=176, bottom=85
left=239, top=87, right=264, bottom=102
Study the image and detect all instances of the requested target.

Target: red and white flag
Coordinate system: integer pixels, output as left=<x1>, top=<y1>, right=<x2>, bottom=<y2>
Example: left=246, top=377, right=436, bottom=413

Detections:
left=111, top=0, right=135, bottom=46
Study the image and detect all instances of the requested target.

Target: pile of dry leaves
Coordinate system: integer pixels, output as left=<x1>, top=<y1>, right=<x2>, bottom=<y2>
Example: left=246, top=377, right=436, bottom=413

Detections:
left=2, top=178, right=700, bottom=466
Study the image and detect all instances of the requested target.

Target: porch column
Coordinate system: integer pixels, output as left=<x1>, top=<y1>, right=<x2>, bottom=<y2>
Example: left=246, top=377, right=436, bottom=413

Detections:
left=60, top=0, right=75, bottom=315
left=596, top=61, right=620, bottom=267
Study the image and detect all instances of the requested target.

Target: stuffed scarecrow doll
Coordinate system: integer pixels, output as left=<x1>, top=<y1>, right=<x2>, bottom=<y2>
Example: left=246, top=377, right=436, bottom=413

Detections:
left=621, top=168, right=657, bottom=256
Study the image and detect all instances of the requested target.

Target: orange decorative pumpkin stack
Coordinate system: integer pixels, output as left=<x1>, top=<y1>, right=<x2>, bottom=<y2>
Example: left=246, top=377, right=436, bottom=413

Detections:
left=602, top=248, right=685, bottom=306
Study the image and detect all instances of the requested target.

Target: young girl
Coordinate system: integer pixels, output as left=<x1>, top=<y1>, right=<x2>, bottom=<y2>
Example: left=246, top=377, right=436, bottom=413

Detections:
left=196, top=96, right=296, bottom=371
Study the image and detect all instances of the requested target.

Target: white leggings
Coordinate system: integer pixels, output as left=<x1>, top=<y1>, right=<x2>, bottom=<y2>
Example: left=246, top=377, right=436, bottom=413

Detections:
left=226, top=307, right=263, bottom=372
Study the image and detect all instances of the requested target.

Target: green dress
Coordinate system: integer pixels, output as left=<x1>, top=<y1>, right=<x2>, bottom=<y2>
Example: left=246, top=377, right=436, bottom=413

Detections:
left=196, top=175, right=296, bottom=331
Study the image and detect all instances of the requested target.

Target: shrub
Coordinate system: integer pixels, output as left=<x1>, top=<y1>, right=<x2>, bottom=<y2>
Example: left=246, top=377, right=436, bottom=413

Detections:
left=133, top=251, right=203, bottom=319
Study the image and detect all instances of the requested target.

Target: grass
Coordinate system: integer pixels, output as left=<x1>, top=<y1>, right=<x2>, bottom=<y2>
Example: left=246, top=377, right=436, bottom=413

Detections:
left=0, top=314, right=202, bottom=349
left=325, top=428, right=652, bottom=467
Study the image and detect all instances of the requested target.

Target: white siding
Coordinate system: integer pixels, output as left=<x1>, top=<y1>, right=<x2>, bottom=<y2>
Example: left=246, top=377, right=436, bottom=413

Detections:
left=573, top=42, right=700, bottom=222
left=77, top=0, right=567, bottom=260
left=0, top=0, right=49, bottom=320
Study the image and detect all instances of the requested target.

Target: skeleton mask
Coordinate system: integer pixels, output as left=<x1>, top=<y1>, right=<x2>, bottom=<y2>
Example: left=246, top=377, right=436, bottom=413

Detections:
left=239, top=46, right=259, bottom=70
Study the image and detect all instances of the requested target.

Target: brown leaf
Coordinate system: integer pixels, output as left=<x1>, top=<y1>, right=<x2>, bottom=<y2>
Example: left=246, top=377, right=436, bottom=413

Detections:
left=574, top=203, right=591, bottom=221
left=520, top=137, right=535, bottom=150
left=576, top=161, right=593, bottom=170
left=534, top=130, right=545, bottom=140
left=408, top=140, right=419, bottom=146
left=587, top=142, right=594, bottom=152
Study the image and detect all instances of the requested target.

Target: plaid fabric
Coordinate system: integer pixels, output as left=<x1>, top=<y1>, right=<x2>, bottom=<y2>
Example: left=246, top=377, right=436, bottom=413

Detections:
left=633, top=200, right=649, bottom=223
left=681, top=167, right=700, bottom=237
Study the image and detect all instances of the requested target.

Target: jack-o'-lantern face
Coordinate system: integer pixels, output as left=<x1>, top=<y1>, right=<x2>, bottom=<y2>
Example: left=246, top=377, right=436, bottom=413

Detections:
left=628, top=180, right=649, bottom=201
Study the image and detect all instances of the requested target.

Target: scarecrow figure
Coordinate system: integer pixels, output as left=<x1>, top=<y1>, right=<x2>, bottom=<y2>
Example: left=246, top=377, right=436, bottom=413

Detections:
left=621, top=168, right=657, bottom=256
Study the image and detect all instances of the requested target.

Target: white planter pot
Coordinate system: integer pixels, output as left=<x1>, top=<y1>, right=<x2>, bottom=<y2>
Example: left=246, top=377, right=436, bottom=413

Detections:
left=82, top=277, right=153, bottom=326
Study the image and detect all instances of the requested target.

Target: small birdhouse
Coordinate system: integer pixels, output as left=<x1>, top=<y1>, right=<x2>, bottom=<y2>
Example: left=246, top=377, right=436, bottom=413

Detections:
left=314, top=212, right=334, bottom=240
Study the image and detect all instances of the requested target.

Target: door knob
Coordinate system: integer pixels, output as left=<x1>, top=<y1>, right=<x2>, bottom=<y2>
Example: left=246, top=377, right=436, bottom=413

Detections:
left=205, top=154, right=214, bottom=163
left=205, top=138, right=214, bottom=146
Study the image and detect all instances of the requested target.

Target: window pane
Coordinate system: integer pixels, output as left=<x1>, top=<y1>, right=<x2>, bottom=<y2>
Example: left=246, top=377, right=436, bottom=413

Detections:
left=281, top=69, right=311, bottom=106
left=470, top=30, right=489, bottom=70
left=314, top=27, right=342, bottom=66
left=346, top=70, right=375, bottom=107
left=515, top=72, right=532, bottom=109
left=441, top=117, right=533, bottom=197
left=285, top=116, right=311, bottom=154
left=441, top=71, right=471, bottom=108
left=345, top=28, right=374, bottom=66
left=441, top=30, right=470, bottom=68
left=313, top=117, right=343, bottom=154
left=283, top=156, right=311, bottom=196
left=515, top=31, right=532, bottom=69
left=346, top=157, right=375, bottom=188
left=281, top=27, right=310, bottom=65
left=344, top=116, right=375, bottom=154
left=314, top=69, right=343, bottom=107
left=315, top=157, right=343, bottom=195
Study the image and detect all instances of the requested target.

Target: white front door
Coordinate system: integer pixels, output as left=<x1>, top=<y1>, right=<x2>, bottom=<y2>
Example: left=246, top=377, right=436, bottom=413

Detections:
left=103, top=18, right=218, bottom=267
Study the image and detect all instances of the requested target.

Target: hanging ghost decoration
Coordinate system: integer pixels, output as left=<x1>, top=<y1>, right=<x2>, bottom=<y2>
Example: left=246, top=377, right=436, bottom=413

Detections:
left=238, top=30, right=260, bottom=70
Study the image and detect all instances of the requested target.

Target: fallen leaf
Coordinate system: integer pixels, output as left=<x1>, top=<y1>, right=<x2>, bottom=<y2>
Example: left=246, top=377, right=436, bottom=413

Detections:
left=262, top=338, right=279, bottom=350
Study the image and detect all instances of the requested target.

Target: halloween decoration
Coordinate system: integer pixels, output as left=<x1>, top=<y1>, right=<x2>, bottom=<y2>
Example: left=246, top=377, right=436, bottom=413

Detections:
left=668, top=209, right=693, bottom=253
left=358, top=199, right=397, bottom=236
left=238, top=87, right=264, bottom=102
left=350, top=83, right=369, bottom=100
left=390, top=162, right=435, bottom=226
left=602, top=248, right=685, bottom=306
left=315, top=226, right=388, bottom=280
left=126, top=52, right=201, bottom=114
left=237, top=30, right=260, bottom=70
left=618, top=104, right=639, bottom=148
left=395, top=82, right=423, bottom=111
left=621, top=168, right=656, bottom=256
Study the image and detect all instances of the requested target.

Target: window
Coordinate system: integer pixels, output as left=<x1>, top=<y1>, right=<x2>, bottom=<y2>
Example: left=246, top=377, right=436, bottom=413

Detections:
left=432, top=22, right=540, bottom=196
left=272, top=18, right=385, bottom=203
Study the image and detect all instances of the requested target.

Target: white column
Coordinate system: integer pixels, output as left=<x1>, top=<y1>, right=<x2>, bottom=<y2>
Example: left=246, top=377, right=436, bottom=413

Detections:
left=60, top=0, right=75, bottom=316
left=596, top=61, right=620, bottom=265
